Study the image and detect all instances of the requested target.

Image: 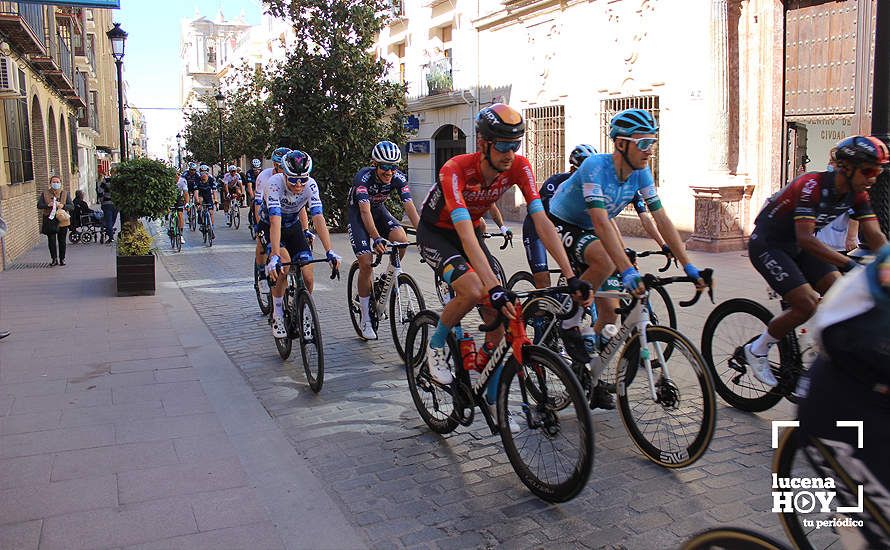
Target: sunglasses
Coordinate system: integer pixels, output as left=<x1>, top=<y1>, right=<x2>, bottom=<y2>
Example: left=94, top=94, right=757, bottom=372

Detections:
left=287, top=176, right=309, bottom=185
left=376, top=163, right=398, bottom=172
left=617, top=136, right=658, bottom=152
left=860, top=166, right=884, bottom=178
left=492, top=140, right=522, bottom=153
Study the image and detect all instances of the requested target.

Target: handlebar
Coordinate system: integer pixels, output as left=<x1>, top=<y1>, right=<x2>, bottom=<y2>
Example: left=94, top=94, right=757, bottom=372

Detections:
left=480, top=232, right=513, bottom=250
left=371, top=241, right=418, bottom=267
left=635, top=249, right=677, bottom=272
left=616, top=268, right=715, bottom=317
left=477, top=285, right=581, bottom=333
left=278, top=257, right=340, bottom=280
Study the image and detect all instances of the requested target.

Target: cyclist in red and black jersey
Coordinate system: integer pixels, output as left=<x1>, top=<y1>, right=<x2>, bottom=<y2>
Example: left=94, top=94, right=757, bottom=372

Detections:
left=745, top=135, right=888, bottom=386
left=417, top=103, right=593, bottom=397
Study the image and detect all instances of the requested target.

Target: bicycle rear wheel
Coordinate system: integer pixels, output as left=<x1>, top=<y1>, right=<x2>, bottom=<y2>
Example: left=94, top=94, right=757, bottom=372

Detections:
left=498, top=345, right=594, bottom=502
left=296, top=290, right=323, bottom=393
left=506, top=270, right=537, bottom=294
left=404, top=310, right=459, bottom=434
left=681, top=527, right=790, bottom=550
left=254, top=265, right=272, bottom=315
left=346, top=261, right=378, bottom=339
left=275, top=290, right=293, bottom=360
left=389, top=273, right=424, bottom=364
left=701, top=298, right=785, bottom=412
left=616, top=325, right=716, bottom=468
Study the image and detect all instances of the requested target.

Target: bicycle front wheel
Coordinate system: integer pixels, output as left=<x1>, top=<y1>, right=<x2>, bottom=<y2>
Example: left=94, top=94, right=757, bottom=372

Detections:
left=506, top=270, right=537, bottom=294
left=498, top=345, right=594, bottom=502
left=616, top=325, right=716, bottom=468
left=681, top=527, right=790, bottom=550
left=297, top=290, right=323, bottom=393
left=346, top=261, right=378, bottom=339
left=233, top=209, right=240, bottom=230
left=189, top=208, right=196, bottom=231
left=275, top=291, right=293, bottom=360
left=404, top=310, right=459, bottom=434
left=389, top=272, right=425, bottom=364
left=701, top=298, right=784, bottom=412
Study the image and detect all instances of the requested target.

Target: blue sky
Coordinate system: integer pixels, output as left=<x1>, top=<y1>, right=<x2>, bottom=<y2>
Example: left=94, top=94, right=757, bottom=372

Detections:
left=115, top=1, right=264, bottom=157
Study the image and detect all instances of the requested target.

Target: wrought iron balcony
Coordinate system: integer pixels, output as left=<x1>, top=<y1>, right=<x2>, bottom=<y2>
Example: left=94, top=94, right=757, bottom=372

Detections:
left=65, top=69, right=86, bottom=109
left=0, top=2, right=46, bottom=55
left=424, top=57, right=452, bottom=95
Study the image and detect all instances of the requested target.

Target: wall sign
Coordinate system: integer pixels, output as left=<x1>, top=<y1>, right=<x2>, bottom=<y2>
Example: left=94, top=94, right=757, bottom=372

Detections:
left=29, top=1, right=120, bottom=8
left=407, top=140, right=430, bottom=154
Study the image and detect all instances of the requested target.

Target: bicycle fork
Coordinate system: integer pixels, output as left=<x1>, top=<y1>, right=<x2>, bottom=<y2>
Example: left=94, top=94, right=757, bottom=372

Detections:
left=633, top=296, right=675, bottom=404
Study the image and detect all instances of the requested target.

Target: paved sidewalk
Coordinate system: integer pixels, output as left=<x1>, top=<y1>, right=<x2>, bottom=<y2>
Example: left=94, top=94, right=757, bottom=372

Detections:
left=0, top=240, right=366, bottom=549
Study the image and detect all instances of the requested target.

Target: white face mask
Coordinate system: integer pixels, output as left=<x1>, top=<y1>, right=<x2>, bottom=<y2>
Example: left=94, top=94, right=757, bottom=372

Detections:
left=51, top=182, right=61, bottom=190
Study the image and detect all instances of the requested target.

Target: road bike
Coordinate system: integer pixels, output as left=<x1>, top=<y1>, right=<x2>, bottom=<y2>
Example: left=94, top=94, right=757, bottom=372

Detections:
left=346, top=241, right=424, bottom=361
left=253, top=231, right=273, bottom=315
left=186, top=201, right=197, bottom=232
left=248, top=205, right=257, bottom=240
left=270, top=256, right=339, bottom=393
left=519, top=270, right=716, bottom=468
left=433, top=232, right=510, bottom=307
left=198, top=203, right=215, bottom=247
left=403, top=289, right=593, bottom=502
left=681, top=527, right=790, bottom=549
left=226, top=195, right=241, bottom=230
left=166, top=206, right=182, bottom=252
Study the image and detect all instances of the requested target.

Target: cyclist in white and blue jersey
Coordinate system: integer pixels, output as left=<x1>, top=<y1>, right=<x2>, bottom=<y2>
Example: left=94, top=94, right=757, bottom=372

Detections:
left=264, top=150, right=341, bottom=339
left=548, top=108, right=706, bottom=340
left=254, top=147, right=294, bottom=282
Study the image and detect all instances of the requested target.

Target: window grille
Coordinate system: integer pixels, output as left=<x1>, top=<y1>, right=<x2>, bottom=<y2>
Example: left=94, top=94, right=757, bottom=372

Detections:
left=3, top=69, right=32, bottom=184
left=523, top=105, right=565, bottom=182
left=600, top=95, right=660, bottom=186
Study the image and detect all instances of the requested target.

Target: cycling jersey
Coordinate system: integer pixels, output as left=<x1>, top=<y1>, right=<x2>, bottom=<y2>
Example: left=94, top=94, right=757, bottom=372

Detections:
left=421, top=151, right=543, bottom=230
left=346, top=167, right=412, bottom=209
left=263, top=173, right=322, bottom=229
left=539, top=171, right=571, bottom=211
left=549, top=154, right=661, bottom=228
left=222, top=173, right=242, bottom=189
left=245, top=168, right=260, bottom=185
left=195, top=176, right=217, bottom=203
left=175, top=177, right=189, bottom=206
left=180, top=171, right=200, bottom=194
left=752, top=171, right=876, bottom=245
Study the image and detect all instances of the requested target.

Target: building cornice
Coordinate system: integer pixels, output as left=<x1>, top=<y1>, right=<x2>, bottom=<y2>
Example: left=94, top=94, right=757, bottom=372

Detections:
left=474, top=0, right=583, bottom=31
left=407, top=90, right=474, bottom=112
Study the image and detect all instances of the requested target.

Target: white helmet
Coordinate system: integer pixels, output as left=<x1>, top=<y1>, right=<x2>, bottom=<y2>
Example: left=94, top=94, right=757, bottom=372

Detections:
left=371, top=141, right=402, bottom=164
left=227, top=165, right=237, bottom=172
left=251, top=158, right=261, bottom=168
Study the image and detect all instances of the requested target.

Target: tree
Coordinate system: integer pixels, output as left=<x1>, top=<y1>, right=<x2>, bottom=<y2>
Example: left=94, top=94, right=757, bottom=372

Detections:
left=222, top=64, right=273, bottom=161
left=262, top=0, right=408, bottom=229
left=181, top=95, right=222, bottom=167
left=109, top=158, right=179, bottom=254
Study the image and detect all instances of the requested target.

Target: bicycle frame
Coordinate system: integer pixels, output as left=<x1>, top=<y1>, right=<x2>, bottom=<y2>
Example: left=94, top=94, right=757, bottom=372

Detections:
left=370, top=243, right=415, bottom=316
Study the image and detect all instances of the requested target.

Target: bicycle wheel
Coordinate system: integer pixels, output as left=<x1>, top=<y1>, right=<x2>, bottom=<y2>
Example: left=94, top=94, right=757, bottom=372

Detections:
left=701, top=298, right=785, bottom=412
left=646, top=285, right=677, bottom=330
left=404, top=310, right=459, bottom=434
left=188, top=207, right=197, bottom=231
left=275, top=290, right=293, bottom=360
left=518, top=296, right=574, bottom=409
left=296, top=290, right=324, bottom=393
left=681, top=527, right=790, bottom=550
left=389, top=272, right=425, bottom=364
left=248, top=208, right=256, bottom=239
left=433, top=272, right=452, bottom=307
left=346, top=261, right=378, bottom=339
left=498, top=345, right=594, bottom=502
left=169, top=222, right=177, bottom=250
left=254, top=264, right=272, bottom=315
left=208, top=223, right=215, bottom=246
left=616, top=325, right=716, bottom=468
left=233, top=209, right=240, bottom=230
left=174, top=225, right=182, bottom=252
left=506, top=270, right=537, bottom=294
left=491, top=255, right=507, bottom=287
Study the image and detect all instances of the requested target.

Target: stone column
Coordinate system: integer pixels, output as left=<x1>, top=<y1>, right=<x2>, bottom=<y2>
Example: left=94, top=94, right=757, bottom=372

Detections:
left=709, top=0, right=730, bottom=175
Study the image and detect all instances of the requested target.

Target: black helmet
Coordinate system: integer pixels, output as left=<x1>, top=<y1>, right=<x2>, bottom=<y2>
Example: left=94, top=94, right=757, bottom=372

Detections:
left=569, top=144, right=598, bottom=169
left=834, top=135, right=889, bottom=166
left=475, top=103, right=525, bottom=140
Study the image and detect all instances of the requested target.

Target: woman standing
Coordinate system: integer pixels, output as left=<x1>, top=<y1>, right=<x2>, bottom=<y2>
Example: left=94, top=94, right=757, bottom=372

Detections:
left=38, top=176, right=73, bottom=266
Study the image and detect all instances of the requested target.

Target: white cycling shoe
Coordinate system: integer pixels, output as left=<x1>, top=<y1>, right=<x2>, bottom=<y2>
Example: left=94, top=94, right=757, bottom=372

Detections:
left=271, top=315, right=288, bottom=339
left=180, top=236, right=185, bottom=244
left=744, top=343, right=778, bottom=387
left=426, top=343, right=454, bottom=385
left=360, top=319, right=377, bottom=340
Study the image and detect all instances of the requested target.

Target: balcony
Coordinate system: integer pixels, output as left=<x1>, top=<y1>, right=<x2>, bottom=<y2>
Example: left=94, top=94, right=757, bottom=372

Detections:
left=424, top=57, right=452, bottom=95
left=55, top=5, right=81, bottom=36
left=65, top=70, right=87, bottom=110
left=45, top=35, right=75, bottom=94
left=0, top=2, right=46, bottom=55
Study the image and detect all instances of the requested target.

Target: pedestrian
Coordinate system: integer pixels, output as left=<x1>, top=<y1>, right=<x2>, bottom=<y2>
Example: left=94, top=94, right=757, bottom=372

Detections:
left=38, top=175, right=73, bottom=266
left=0, top=214, right=8, bottom=339
left=98, top=177, right=117, bottom=243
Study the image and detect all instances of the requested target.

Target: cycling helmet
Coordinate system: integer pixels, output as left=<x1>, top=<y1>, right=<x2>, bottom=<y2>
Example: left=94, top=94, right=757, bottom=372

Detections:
left=569, top=144, right=598, bottom=169
left=187, top=162, right=198, bottom=171
left=475, top=103, right=525, bottom=140
left=371, top=141, right=402, bottom=164
left=282, top=150, right=313, bottom=178
left=609, top=109, right=658, bottom=139
left=198, top=164, right=210, bottom=173
left=866, top=244, right=890, bottom=302
left=271, top=147, right=291, bottom=164
left=227, top=165, right=237, bottom=172
left=834, top=136, right=890, bottom=166
left=252, top=158, right=261, bottom=168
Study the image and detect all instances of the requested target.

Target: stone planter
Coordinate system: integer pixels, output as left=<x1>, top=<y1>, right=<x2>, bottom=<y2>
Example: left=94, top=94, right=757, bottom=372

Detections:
left=116, top=254, right=155, bottom=296
left=686, top=184, right=755, bottom=252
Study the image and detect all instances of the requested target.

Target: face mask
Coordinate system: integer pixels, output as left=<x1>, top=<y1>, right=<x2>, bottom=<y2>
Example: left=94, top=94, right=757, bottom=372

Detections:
left=51, top=182, right=61, bottom=190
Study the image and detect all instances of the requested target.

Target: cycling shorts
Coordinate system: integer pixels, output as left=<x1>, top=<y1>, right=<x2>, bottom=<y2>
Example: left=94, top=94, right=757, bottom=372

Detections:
left=522, top=216, right=549, bottom=274
left=416, top=220, right=502, bottom=286
left=347, top=205, right=402, bottom=256
left=548, top=213, right=598, bottom=270
left=748, top=236, right=837, bottom=296
left=266, top=226, right=312, bottom=264
left=256, top=219, right=270, bottom=241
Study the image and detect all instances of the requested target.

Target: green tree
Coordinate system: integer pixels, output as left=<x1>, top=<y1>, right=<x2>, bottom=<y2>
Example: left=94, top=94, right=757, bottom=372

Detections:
left=263, top=0, right=408, bottom=229
left=109, top=158, right=179, bottom=253
left=181, top=95, right=222, bottom=167
left=222, top=64, right=273, bottom=162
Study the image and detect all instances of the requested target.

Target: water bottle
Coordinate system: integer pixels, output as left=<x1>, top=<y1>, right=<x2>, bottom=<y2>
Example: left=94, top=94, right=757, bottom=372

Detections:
left=580, top=326, right=598, bottom=356
left=599, top=324, right=618, bottom=353
left=458, top=333, right=477, bottom=371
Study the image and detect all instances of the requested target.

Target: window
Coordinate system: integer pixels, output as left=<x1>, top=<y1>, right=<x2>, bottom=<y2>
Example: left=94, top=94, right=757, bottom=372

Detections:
left=69, top=114, right=78, bottom=169
left=600, top=95, right=660, bottom=185
left=3, top=70, right=33, bottom=184
left=523, top=105, right=565, bottom=182
left=397, top=43, right=405, bottom=85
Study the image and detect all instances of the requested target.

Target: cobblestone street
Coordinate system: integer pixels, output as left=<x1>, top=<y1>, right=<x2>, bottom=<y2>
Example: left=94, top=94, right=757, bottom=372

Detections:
left=150, top=219, right=795, bottom=549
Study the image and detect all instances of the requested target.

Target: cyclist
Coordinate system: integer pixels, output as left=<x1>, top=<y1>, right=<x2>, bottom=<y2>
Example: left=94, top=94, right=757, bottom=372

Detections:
left=254, top=148, right=291, bottom=284
left=417, top=103, right=592, bottom=408
left=548, top=109, right=705, bottom=376
left=246, top=158, right=262, bottom=202
left=347, top=140, right=421, bottom=340
left=265, top=150, right=341, bottom=339
left=220, top=165, right=241, bottom=218
left=796, top=243, right=890, bottom=546
left=193, top=164, right=218, bottom=228
left=181, top=161, right=201, bottom=197
left=745, top=135, right=888, bottom=386
left=171, top=172, right=189, bottom=244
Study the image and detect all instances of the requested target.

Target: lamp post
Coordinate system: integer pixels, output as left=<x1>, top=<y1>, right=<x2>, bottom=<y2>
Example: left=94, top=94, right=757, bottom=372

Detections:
left=214, top=90, right=224, bottom=176
left=123, top=118, right=131, bottom=161
left=175, top=133, right=182, bottom=171
left=106, top=22, right=128, bottom=162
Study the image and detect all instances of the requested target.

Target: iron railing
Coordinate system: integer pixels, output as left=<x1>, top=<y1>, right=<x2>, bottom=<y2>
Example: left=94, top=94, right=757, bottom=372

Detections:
left=0, top=2, right=45, bottom=49
left=75, top=70, right=87, bottom=101
left=424, top=57, right=452, bottom=95
left=86, top=33, right=95, bottom=70
left=524, top=105, right=566, bottom=181
left=57, top=35, right=72, bottom=82
left=600, top=95, right=660, bottom=185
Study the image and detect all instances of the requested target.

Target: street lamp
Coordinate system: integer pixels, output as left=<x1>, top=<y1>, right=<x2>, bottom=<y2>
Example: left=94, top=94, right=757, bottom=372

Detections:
left=106, top=22, right=128, bottom=162
left=175, top=132, right=182, bottom=171
left=215, top=90, right=224, bottom=176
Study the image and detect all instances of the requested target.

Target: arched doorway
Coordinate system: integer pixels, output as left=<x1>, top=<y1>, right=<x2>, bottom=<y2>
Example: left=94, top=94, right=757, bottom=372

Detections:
left=433, top=124, right=466, bottom=182
left=47, top=106, right=61, bottom=180
left=30, top=96, right=48, bottom=191
left=59, top=116, right=70, bottom=190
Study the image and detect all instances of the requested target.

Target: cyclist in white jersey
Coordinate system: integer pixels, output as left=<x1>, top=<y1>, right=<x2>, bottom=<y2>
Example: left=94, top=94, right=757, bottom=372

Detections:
left=265, top=150, right=341, bottom=338
left=254, top=147, right=292, bottom=280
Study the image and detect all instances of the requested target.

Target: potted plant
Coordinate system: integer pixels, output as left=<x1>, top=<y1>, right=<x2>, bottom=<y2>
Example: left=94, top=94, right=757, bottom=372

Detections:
left=109, top=158, right=178, bottom=296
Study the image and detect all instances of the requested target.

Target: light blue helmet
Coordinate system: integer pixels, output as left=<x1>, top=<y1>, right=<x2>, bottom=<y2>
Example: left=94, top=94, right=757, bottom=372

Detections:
left=569, top=144, right=598, bottom=169
left=271, top=147, right=291, bottom=164
left=609, top=109, right=658, bottom=140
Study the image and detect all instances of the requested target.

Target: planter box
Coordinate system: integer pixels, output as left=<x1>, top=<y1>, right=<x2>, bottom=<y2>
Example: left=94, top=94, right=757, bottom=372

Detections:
left=116, top=254, right=155, bottom=296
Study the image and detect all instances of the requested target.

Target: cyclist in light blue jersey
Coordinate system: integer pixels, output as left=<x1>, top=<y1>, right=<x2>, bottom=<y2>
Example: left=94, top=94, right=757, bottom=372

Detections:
left=548, top=108, right=706, bottom=340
